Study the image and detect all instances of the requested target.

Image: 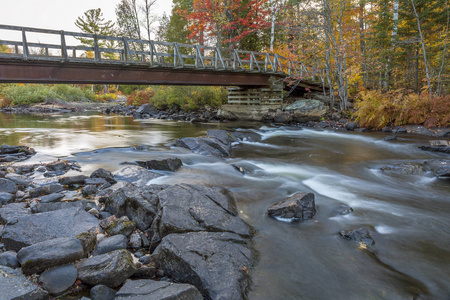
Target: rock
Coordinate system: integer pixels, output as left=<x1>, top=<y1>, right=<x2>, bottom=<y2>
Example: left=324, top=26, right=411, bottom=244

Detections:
left=39, top=193, right=65, bottom=203
left=115, top=279, right=203, bottom=300
left=206, top=129, right=239, bottom=145
left=137, top=158, right=183, bottom=172
left=39, top=264, right=78, bottom=296
left=0, top=192, right=14, bottom=205
left=103, top=185, right=161, bottom=231
left=345, top=122, right=358, bottom=131
left=424, top=160, right=450, bottom=177
left=93, top=234, right=127, bottom=256
left=31, top=200, right=92, bottom=214
left=59, top=175, right=89, bottom=186
left=382, top=126, right=392, bottom=133
left=76, top=249, right=137, bottom=288
left=29, top=184, right=63, bottom=198
left=91, top=168, right=117, bottom=185
left=2, top=208, right=100, bottom=251
left=0, top=203, right=30, bottom=225
left=267, top=192, right=316, bottom=222
left=76, top=231, right=98, bottom=256
left=90, top=284, right=117, bottom=300
left=105, top=217, right=136, bottom=237
left=340, top=227, right=375, bottom=246
left=114, top=166, right=162, bottom=187
left=0, top=251, right=20, bottom=268
left=393, top=127, right=407, bottom=134
left=430, top=140, right=450, bottom=147
left=383, top=135, right=397, bottom=141
left=0, top=171, right=4, bottom=178
left=274, top=111, right=293, bottom=123
left=406, top=125, right=435, bottom=136
left=152, top=232, right=253, bottom=300
left=17, top=237, right=85, bottom=275
left=150, top=184, right=253, bottom=248
left=136, top=104, right=156, bottom=115
left=381, top=163, right=426, bottom=176
left=0, top=266, right=47, bottom=299
left=419, top=144, right=450, bottom=154
left=285, top=99, right=329, bottom=122
left=175, top=137, right=231, bottom=157
left=335, top=204, right=353, bottom=215
left=129, top=233, right=142, bottom=249
left=0, top=178, right=18, bottom=194
left=83, top=185, right=99, bottom=197
left=5, top=173, right=32, bottom=187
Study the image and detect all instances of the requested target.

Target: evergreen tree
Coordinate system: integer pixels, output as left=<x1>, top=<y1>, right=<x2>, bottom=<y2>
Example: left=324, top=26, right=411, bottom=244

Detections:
left=75, top=8, right=115, bottom=47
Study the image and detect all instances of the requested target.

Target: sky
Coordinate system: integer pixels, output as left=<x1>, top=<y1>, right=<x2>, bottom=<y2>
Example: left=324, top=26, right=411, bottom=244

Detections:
left=0, top=0, right=173, bottom=41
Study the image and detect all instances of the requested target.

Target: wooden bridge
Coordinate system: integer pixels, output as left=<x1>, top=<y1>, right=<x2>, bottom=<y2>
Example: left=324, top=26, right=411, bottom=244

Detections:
left=0, top=24, right=323, bottom=105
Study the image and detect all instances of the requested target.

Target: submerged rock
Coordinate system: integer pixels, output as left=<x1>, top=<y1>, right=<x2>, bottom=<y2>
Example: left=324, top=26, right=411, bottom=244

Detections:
left=152, top=232, right=253, bottom=300
left=115, top=279, right=203, bottom=300
left=419, top=140, right=450, bottom=154
left=424, top=160, right=450, bottom=177
left=340, top=227, right=375, bottom=246
left=267, top=192, right=316, bottom=222
left=380, top=163, right=426, bottom=176
left=0, top=266, right=47, bottom=299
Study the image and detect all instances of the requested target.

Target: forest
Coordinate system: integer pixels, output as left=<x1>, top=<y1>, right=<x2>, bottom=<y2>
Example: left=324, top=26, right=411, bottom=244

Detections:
left=1, top=0, right=449, bottom=128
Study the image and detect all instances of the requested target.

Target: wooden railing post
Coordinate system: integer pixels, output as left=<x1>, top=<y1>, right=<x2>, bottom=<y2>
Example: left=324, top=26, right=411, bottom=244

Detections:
left=94, top=35, right=101, bottom=62
left=21, top=29, right=29, bottom=60
left=123, top=37, right=133, bottom=62
left=60, top=31, right=68, bottom=61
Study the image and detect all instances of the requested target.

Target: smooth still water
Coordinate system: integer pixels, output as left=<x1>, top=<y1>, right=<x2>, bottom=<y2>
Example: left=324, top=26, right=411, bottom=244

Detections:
left=1, top=112, right=449, bottom=300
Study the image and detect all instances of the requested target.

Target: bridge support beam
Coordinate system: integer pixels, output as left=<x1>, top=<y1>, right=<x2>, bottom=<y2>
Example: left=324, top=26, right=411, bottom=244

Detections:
left=227, top=76, right=283, bottom=105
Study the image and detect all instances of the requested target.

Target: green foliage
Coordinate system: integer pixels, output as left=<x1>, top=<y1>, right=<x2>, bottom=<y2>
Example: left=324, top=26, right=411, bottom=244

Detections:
left=354, top=90, right=450, bottom=129
left=119, top=85, right=148, bottom=95
left=75, top=8, right=116, bottom=50
left=0, top=84, right=95, bottom=106
left=95, top=93, right=118, bottom=102
left=0, top=45, right=10, bottom=53
left=125, top=86, right=227, bottom=110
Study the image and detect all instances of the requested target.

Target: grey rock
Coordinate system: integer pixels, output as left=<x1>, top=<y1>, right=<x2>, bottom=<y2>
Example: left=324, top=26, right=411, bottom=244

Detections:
left=83, top=185, right=99, bottom=197
left=0, top=171, right=5, bottom=178
left=114, top=166, right=162, bottom=187
left=267, top=192, right=316, bottom=221
left=77, top=249, right=137, bottom=288
left=17, top=237, right=85, bottom=275
left=90, top=284, right=117, bottom=300
left=381, top=163, right=426, bottom=176
left=340, top=227, right=375, bottom=246
left=5, top=173, right=32, bottom=187
left=39, top=193, right=65, bottom=203
left=0, top=192, right=14, bottom=205
left=39, top=264, right=77, bottom=296
left=85, top=177, right=108, bottom=185
left=2, top=208, right=100, bottom=251
left=345, top=122, right=358, bottom=131
left=91, top=168, right=117, bottom=185
left=0, top=178, right=18, bottom=194
left=0, top=202, right=31, bottom=225
left=137, top=158, right=183, bottom=172
left=129, top=233, right=142, bottom=249
left=0, top=250, right=20, bottom=268
left=0, top=266, right=47, bottom=300
left=335, top=204, right=353, bottom=215
left=383, top=135, right=397, bottom=141
left=419, top=145, right=450, bottom=154
left=175, top=137, right=231, bottom=157
left=285, top=99, right=329, bottom=122
left=29, top=184, right=63, bottom=198
left=115, top=279, right=203, bottom=300
left=424, top=160, right=450, bottom=177
left=152, top=232, right=253, bottom=300
left=93, top=234, right=127, bottom=256
left=59, top=175, right=89, bottom=186
left=151, top=184, right=252, bottom=248
left=406, top=125, right=435, bottom=136
left=31, top=200, right=92, bottom=214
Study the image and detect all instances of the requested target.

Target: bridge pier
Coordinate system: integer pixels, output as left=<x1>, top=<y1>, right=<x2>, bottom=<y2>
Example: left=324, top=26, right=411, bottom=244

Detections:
left=227, top=77, right=284, bottom=105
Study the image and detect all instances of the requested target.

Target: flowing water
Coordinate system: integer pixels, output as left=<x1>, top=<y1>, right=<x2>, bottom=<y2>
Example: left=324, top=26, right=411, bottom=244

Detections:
left=1, top=112, right=449, bottom=300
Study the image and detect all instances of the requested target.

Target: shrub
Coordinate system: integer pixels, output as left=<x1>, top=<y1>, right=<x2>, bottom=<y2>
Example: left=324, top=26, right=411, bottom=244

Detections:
left=95, top=93, right=118, bottom=102
left=127, top=87, right=155, bottom=106
left=150, top=86, right=227, bottom=110
left=354, top=90, right=450, bottom=129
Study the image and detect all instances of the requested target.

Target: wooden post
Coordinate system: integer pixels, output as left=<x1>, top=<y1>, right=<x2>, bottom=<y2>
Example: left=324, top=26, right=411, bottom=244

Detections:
left=60, top=31, right=68, bottom=61
left=94, top=35, right=101, bottom=62
left=21, top=29, right=29, bottom=60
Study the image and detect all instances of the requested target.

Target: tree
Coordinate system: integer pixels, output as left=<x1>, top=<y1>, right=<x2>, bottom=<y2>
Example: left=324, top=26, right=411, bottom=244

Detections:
left=140, top=0, right=158, bottom=40
left=75, top=8, right=115, bottom=47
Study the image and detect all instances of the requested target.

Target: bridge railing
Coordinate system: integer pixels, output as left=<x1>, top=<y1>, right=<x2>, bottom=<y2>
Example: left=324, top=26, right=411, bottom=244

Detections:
left=0, top=24, right=313, bottom=78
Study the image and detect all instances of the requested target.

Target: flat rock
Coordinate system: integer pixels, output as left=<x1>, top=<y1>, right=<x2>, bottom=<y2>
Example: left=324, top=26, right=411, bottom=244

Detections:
left=424, top=160, right=450, bottom=177
left=419, top=145, right=450, bottom=154
left=0, top=266, right=47, bottom=299
left=340, top=227, right=375, bottom=246
left=0, top=203, right=31, bottom=225
left=93, top=234, right=127, bottom=256
left=17, top=237, right=85, bottom=275
left=31, top=200, right=92, bottom=214
left=137, top=158, right=183, bottom=172
left=29, top=184, right=63, bottom=198
left=2, top=208, right=100, bottom=251
left=39, top=193, right=65, bottom=203
left=115, top=279, right=203, bottom=300
left=0, top=251, right=20, bottom=268
left=5, top=173, right=32, bottom=187
left=0, top=178, right=18, bottom=194
left=59, top=175, right=89, bottom=186
left=151, top=184, right=253, bottom=247
left=152, top=232, right=253, bottom=300
left=175, top=137, right=231, bottom=157
left=114, top=166, right=162, bottom=187
left=380, top=163, right=426, bottom=176
left=406, top=125, right=435, bottom=136
left=77, top=249, right=137, bottom=288
left=267, top=192, right=316, bottom=221
left=39, top=264, right=78, bottom=296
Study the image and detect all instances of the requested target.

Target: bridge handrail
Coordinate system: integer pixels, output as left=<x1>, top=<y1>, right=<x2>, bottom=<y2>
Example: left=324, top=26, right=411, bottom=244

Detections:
left=0, top=24, right=320, bottom=79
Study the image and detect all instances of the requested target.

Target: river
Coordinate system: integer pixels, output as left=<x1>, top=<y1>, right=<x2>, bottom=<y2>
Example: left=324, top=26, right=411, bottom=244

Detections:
left=1, top=112, right=449, bottom=300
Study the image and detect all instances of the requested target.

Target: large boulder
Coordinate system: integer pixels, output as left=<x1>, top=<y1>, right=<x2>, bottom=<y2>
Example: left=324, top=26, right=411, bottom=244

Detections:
left=0, top=266, right=47, bottom=299
left=150, top=184, right=253, bottom=247
left=76, top=249, right=137, bottom=288
left=39, top=264, right=78, bottom=296
left=115, top=279, right=203, bottom=300
left=103, top=184, right=162, bottom=231
left=17, top=237, right=85, bottom=275
left=267, top=192, right=316, bottom=222
left=137, top=158, right=183, bottom=172
left=175, top=137, right=231, bottom=157
left=285, top=99, right=329, bottom=122
left=114, top=166, right=162, bottom=186
left=152, top=232, right=253, bottom=300
left=2, top=208, right=100, bottom=251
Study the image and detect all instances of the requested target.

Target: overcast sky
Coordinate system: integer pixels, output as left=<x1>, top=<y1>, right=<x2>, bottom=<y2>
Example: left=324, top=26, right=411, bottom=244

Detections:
left=0, top=0, right=173, bottom=41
